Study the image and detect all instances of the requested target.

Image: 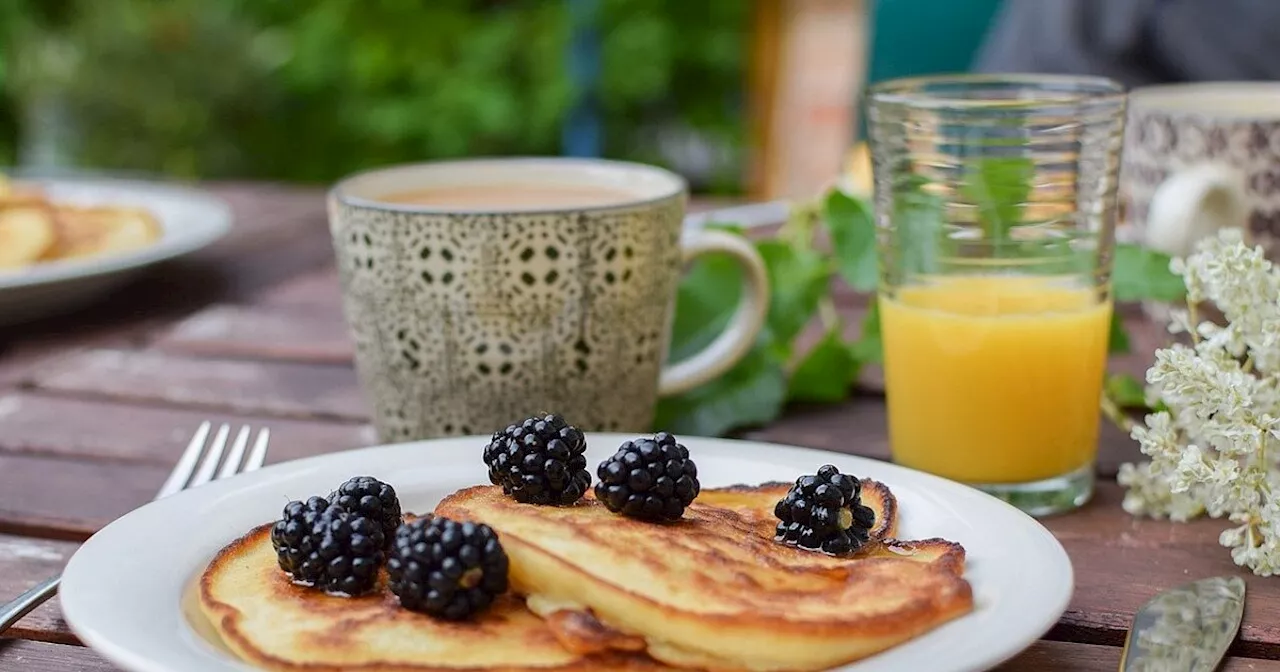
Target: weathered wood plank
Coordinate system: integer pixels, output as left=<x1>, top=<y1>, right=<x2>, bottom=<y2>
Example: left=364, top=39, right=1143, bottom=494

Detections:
left=28, top=349, right=368, bottom=422
left=2, top=641, right=1279, bottom=672
left=0, top=641, right=117, bottom=671
left=150, top=304, right=353, bottom=364
left=0, top=393, right=375, bottom=466
left=254, top=267, right=344, bottom=310
left=0, top=535, right=79, bottom=644
left=0, top=455, right=169, bottom=540
left=185, top=183, right=332, bottom=301
left=1046, top=482, right=1280, bottom=658
left=995, top=641, right=1280, bottom=671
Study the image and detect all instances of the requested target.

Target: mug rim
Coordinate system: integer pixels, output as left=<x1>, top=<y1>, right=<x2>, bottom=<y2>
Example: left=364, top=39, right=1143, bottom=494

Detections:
left=330, top=156, right=689, bottom=215
left=1128, top=81, right=1280, bottom=120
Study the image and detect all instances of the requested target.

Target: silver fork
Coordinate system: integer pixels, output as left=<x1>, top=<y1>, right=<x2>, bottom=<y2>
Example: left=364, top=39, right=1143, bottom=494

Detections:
left=0, top=421, right=270, bottom=633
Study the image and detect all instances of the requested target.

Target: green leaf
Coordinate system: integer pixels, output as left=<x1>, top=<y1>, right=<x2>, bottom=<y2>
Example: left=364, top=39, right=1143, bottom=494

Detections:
left=666, top=250, right=743, bottom=362
left=652, top=345, right=788, bottom=436
left=1112, top=243, right=1186, bottom=302
left=851, top=299, right=883, bottom=365
left=787, top=330, right=859, bottom=402
left=1105, top=373, right=1147, bottom=409
left=756, top=240, right=832, bottom=343
left=890, top=174, right=946, bottom=278
left=1108, top=311, right=1131, bottom=355
left=823, top=190, right=878, bottom=291
left=960, top=156, right=1034, bottom=241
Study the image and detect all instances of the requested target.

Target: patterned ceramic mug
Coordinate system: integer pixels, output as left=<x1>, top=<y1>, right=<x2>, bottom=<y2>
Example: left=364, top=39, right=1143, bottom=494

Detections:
left=1123, top=82, right=1280, bottom=259
left=328, top=158, right=770, bottom=442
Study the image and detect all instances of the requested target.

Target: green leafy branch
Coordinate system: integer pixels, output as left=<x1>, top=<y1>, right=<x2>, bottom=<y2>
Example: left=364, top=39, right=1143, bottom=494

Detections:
left=654, top=186, right=1186, bottom=437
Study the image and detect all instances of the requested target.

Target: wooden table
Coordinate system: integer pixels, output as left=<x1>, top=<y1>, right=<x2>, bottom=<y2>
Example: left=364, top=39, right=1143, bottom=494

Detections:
left=1, top=183, right=1277, bottom=671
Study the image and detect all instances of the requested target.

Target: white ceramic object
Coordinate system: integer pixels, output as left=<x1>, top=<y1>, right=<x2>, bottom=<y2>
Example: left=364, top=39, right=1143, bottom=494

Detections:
left=1124, top=81, right=1280, bottom=260
left=0, top=177, right=232, bottom=326
left=60, top=434, right=1073, bottom=672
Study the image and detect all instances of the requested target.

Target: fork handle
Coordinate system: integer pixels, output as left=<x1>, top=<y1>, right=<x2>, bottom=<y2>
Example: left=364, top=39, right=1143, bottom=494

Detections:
left=0, top=575, right=60, bottom=633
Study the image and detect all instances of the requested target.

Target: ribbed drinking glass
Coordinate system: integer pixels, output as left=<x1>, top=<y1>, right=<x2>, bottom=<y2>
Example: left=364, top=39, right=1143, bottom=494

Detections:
left=868, top=74, right=1126, bottom=515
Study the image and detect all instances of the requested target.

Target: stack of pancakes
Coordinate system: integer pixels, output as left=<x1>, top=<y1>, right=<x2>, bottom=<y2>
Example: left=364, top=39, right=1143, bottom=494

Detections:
left=200, top=480, right=972, bottom=671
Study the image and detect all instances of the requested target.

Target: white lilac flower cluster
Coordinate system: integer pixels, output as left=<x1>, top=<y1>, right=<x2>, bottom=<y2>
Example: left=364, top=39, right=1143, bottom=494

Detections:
left=1117, top=229, right=1280, bottom=576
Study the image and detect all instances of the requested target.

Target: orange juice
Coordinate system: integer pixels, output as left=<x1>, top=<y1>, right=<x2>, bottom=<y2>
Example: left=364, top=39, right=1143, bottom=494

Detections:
left=879, top=275, right=1111, bottom=484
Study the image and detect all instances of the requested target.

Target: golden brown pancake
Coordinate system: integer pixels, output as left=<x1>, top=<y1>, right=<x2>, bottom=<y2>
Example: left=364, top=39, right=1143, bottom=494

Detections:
left=697, top=479, right=899, bottom=542
left=199, top=523, right=673, bottom=671
left=437, top=484, right=972, bottom=672
left=0, top=206, right=55, bottom=269
left=42, top=205, right=162, bottom=260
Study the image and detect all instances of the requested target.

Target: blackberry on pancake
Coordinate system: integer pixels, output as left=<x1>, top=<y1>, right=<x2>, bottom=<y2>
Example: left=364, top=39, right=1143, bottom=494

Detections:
left=483, top=414, right=591, bottom=505
left=269, top=496, right=385, bottom=595
left=388, top=516, right=509, bottom=620
left=595, top=432, right=700, bottom=521
left=328, top=475, right=402, bottom=545
left=774, top=464, right=875, bottom=555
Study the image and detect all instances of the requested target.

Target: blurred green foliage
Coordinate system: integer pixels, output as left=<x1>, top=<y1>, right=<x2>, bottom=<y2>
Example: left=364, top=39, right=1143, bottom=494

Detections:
left=0, top=0, right=748, bottom=188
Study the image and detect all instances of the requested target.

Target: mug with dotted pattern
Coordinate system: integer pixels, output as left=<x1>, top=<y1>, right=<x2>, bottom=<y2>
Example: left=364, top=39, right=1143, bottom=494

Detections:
left=328, top=158, right=770, bottom=442
left=1124, top=82, right=1280, bottom=260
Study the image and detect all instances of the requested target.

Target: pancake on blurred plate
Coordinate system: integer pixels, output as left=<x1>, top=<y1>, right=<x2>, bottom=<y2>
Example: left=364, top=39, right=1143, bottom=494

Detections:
left=0, top=175, right=162, bottom=270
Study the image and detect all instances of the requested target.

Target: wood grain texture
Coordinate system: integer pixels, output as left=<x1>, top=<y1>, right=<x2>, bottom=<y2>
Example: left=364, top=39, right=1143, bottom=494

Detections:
left=28, top=349, right=368, bottom=422
left=0, top=641, right=118, bottom=671
left=994, top=641, right=1280, bottom=671
left=0, top=393, right=375, bottom=465
left=151, top=304, right=353, bottom=364
left=1046, top=482, right=1280, bottom=658
left=0, top=455, right=169, bottom=540
left=254, top=267, right=344, bottom=310
left=0, top=535, right=79, bottom=643
left=2, top=643, right=1280, bottom=672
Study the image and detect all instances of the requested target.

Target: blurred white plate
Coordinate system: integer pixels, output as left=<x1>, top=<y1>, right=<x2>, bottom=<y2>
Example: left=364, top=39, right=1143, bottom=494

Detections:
left=61, top=434, right=1072, bottom=672
left=0, top=176, right=231, bottom=326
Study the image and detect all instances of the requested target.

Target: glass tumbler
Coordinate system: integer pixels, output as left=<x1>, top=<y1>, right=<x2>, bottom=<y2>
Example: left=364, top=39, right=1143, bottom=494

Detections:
left=868, top=74, right=1127, bottom=516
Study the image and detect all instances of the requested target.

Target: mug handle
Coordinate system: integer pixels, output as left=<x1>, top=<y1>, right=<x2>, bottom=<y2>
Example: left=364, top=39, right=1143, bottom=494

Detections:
left=1144, top=163, right=1248, bottom=256
left=657, top=228, right=770, bottom=397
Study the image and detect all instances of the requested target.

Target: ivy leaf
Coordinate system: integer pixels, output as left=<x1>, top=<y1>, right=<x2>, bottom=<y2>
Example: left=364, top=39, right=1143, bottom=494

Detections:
left=787, top=330, right=859, bottom=402
left=652, top=345, right=787, bottom=436
left=1105, top=373, right=1147, bottom=409
left=1113, top=243, right=1186, bottom=302
left=657, top=226, right=795, bottom=437
left=960, top=156, right=1034, bottom=242
left=666, top=251, right=743, bottom=362
left=1108, top=312, right=1131, bottom=354
left=823, top=190, right=877, bottom=291
left=851, top=299, right=883, bottom=365
left=756, top=239, right=832, bottom=343
left=890, top=174, right=946, bottom=277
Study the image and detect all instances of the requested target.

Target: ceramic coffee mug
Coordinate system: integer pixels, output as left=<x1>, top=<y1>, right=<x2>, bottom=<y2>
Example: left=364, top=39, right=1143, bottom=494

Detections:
left=1123, top=82, right=1280, bottom=259
left=328, top=158, right=770, bottom=441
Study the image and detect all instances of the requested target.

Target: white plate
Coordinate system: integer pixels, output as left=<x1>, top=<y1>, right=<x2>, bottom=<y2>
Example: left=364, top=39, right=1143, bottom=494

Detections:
left=60, top=434, right=1072, bottom=672
left=0, top=176, right=232, bottom=326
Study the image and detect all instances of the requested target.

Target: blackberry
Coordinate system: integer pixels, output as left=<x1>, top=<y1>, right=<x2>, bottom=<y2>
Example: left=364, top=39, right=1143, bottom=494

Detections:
left=594, top=432, right=700, bottom=521
left=328, top=476, right=402, bottom=545
left=388, top=516, right=509, bottom=620
left=270, top=496, right=385, bottom=595
left=482, top=414, right=591, bottom=505
left=773, top=464, right=875, bottom=556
